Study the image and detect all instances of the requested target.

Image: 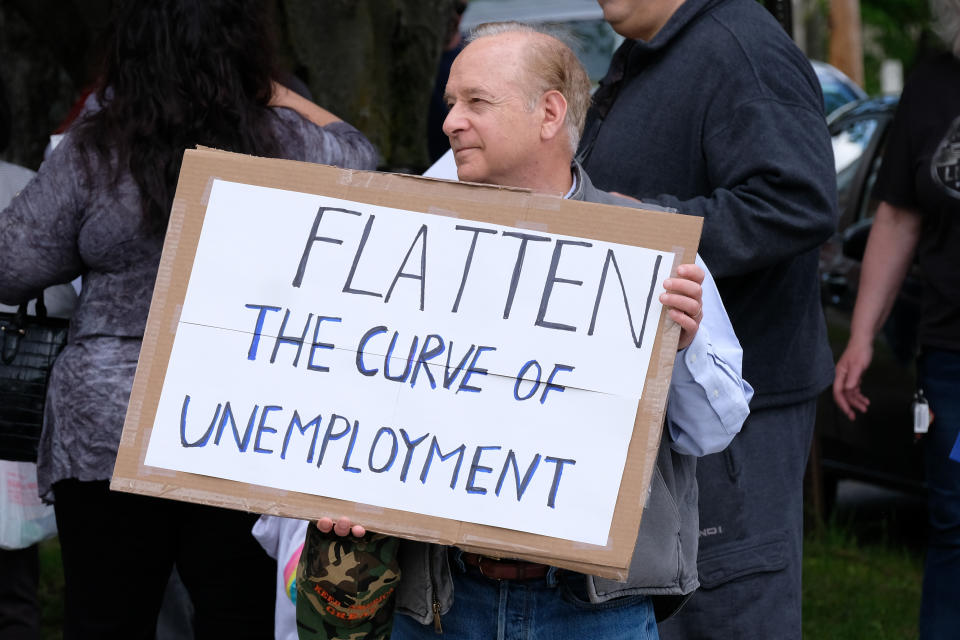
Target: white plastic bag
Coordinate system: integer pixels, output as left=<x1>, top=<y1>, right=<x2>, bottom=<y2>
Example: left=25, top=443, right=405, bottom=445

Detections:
left=0, top=460, right=57, bottom=549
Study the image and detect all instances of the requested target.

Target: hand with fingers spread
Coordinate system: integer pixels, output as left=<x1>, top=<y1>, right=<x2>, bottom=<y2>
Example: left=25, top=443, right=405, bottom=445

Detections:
left=660, top=263, right=705, bottom=350
left=316, top=516, right=366, bottom=538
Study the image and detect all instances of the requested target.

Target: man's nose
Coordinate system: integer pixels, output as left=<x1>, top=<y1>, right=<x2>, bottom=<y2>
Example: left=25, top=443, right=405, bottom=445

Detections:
left=442, top=104, right=466, bottom=138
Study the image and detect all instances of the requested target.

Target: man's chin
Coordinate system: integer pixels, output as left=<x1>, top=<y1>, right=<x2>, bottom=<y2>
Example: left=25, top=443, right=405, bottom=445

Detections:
left=454, top=165, right=489, bottom=185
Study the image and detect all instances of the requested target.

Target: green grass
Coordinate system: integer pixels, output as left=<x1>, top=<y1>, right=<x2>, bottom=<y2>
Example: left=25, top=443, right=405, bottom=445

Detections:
left=35, top=522, right=924, bottom=639
left=37, top=538, right=64, bottom=640
left=802, top=523, right=923, bottom=639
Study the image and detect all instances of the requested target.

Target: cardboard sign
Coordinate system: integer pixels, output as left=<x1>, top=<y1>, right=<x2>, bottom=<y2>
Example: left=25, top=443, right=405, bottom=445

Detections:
left=112, top=149, right=702, bottom=579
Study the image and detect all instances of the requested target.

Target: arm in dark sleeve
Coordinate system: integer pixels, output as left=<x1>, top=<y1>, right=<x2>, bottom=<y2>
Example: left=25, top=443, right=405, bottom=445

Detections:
left=646, top=99, right=838, bottom=279
left=871, top=84, right=916, bottom=208
left=0, top=137, right=86, bottom=304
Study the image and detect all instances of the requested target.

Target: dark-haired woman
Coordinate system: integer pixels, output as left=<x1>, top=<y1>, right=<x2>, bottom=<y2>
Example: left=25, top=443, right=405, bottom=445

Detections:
left=0, top=1, right=377, bottom=637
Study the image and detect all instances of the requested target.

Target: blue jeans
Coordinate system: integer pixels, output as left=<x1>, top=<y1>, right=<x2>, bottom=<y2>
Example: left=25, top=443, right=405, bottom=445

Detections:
left=392, top=552, right=659, bottom=640
left=918, top=348, right=960, bottom=640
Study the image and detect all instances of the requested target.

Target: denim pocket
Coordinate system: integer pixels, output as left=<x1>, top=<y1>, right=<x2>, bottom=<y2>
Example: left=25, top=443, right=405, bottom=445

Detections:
left=559, top=574, right=648, bottom=612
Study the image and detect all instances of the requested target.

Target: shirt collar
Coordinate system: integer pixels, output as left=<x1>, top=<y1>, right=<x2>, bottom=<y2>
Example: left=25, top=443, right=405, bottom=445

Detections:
left=563, top=167, right=578, bottom=200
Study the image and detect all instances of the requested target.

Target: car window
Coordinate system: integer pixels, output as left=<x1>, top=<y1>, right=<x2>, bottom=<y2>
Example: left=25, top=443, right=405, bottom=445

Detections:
left=822, top=83, right=862, bottom=118
left=812, top=61, right=867, bottom=117
left=832, top=117, right=880, bottom=219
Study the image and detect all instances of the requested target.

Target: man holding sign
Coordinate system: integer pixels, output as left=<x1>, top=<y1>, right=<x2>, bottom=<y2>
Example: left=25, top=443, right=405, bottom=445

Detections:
left=313, top=22, right=752, bottom=640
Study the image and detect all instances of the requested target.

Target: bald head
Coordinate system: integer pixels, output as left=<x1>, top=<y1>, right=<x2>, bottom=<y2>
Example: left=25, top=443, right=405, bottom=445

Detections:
left=442, top=24, right=592, bottom=193
left=468, top=23, right=592, bottom=153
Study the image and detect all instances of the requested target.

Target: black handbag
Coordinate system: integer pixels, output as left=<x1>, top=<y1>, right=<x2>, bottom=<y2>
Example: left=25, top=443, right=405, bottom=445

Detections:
left=0, top=295, right=69, bottom=462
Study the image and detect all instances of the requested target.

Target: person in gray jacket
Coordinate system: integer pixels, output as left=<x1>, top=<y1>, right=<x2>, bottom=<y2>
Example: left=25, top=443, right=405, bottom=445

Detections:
left=319, top=22, right=752, bottom=639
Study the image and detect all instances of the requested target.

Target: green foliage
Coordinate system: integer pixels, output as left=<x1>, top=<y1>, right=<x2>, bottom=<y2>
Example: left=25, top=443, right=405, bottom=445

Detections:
left=38, top=538, right=64, bottom=639
left=860, top=0, right=934, bottom=94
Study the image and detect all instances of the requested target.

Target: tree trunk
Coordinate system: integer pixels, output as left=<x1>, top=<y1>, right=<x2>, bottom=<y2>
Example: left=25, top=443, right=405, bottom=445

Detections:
left=278, top=0, right=447, bottom=171
left=829, top=0, right=865, bottom=87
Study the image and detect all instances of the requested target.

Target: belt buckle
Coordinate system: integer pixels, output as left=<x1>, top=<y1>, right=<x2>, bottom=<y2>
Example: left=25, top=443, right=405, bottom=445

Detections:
left=477, top=555, right=499, bottom=580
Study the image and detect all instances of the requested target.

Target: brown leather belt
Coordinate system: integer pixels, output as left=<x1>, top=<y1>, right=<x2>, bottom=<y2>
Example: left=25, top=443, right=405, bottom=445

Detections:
left=460, top=552, right=550, bottom=581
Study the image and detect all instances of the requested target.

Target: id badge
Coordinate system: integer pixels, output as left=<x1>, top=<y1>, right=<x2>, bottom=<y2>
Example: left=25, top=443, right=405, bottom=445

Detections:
left=913, top=389, right=931, bottom=435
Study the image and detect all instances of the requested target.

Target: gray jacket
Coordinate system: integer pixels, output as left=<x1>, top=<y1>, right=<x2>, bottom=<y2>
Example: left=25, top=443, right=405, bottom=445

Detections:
left=394, top=166, right=700, bottom=625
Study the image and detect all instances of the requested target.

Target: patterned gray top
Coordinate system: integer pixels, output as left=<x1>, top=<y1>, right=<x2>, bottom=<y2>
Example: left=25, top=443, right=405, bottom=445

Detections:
left=0, top=109, right=378, bottom=499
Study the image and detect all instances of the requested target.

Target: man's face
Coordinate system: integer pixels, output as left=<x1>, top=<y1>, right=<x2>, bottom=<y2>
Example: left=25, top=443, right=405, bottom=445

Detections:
left=597, top=0, right=684, bottom=41
left=442, top=34, right=543, bottom=188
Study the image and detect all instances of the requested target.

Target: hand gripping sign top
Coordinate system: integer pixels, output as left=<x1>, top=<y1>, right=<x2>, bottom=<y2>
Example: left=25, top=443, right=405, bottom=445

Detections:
left=112, top=148, right=701, bottom=579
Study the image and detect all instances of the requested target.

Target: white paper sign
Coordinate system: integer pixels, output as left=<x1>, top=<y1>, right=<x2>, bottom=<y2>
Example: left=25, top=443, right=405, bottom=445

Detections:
left=144, top=180, right=673, bottom=545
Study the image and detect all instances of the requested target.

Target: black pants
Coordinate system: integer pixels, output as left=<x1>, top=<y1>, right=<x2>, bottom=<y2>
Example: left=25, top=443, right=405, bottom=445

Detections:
left=659, top=399, right=817, bottom=640
left=0, top=545, right=40, bottom=640
left=53, top=480, right=274, bottom=640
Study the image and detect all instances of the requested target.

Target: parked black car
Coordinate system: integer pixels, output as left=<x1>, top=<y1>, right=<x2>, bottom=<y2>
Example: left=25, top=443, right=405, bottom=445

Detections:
left=814, top=94, right=926, bottom=506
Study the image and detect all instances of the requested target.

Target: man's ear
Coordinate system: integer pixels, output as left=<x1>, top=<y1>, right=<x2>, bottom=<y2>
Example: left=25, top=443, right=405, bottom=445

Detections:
left=539, top=89, right=568, bottom=143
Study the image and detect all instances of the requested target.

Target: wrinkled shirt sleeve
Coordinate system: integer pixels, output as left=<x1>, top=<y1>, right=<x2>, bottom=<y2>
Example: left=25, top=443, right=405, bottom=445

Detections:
left=0, top=135, right=86, bottom=305
left=666, top=254, right=753, bottom=456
